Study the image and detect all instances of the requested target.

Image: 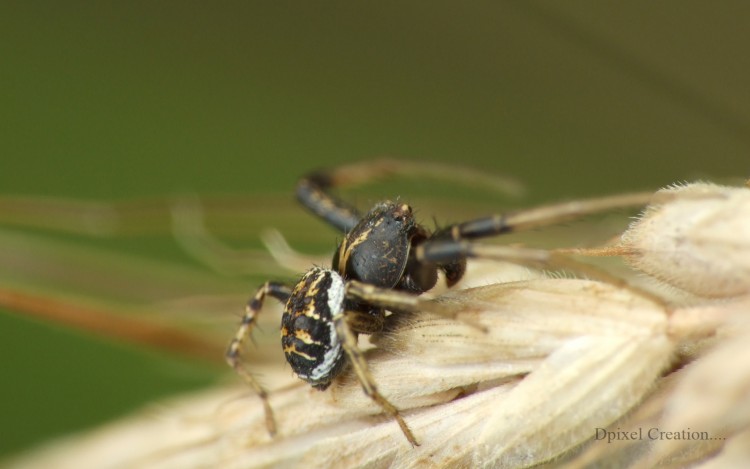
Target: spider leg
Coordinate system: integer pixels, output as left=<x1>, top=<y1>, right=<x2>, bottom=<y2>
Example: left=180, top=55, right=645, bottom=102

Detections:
left=296, top=171, right=362, bottom=233
left=297, top=158, right=524, bottom=232
left=344, top=309, right=386, bottom=335
left=346, top=279, right=485, bottom=331
left=332, top=307, right=419, bottom=446
left=426, top=191, right=654, bottom=285
left=417, top=241, right=668, bottom=307
left=226, top=281, right=292, bottom=437
left=435, top=191, right=653, bottom=241
left=346, top=280, right=436, bottom=315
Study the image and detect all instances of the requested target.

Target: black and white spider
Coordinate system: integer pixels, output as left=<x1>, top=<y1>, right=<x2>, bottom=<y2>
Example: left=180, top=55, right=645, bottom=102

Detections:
left=226, top=160, right=651, bottom=446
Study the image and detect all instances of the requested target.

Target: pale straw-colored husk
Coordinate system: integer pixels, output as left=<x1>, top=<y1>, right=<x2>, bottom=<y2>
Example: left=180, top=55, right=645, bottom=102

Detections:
left=7, top=182, right=749, bottom=468
left=620, top=182, right=750, bottom=298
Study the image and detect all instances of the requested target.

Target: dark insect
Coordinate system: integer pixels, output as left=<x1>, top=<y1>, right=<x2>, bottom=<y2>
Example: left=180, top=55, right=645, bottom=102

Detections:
left=226, top=160, right=650, bottom=446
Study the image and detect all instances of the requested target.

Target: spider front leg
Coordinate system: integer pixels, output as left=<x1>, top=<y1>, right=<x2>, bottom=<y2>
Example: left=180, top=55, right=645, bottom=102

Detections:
left=344, top=280, right=467, bottom=446
left=427, top=191, right=655, bottom=285
left=296, top=158, right=524, bottom=233
left=417, top=239, right=668, bottom=307
left=334, top=289, right=422, bottom=447
left=296, top=169, right=363, bottom=233
left=437, top=191, right=654, bottom=241
left=226, top=281, right=292, bottom=437
left=335, top=280, right=483, bottom=447
left=347, top=279, right=482, bottom=329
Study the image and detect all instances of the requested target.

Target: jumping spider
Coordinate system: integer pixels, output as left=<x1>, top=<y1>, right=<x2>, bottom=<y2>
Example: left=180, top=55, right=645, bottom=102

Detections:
left=226, top=160, right=651, bottom=446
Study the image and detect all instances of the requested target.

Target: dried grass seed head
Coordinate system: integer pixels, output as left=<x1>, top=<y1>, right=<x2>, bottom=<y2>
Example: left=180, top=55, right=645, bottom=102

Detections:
left=9, top=278, right=679, bottom=469
left=621, top=182, right=750, bottom=298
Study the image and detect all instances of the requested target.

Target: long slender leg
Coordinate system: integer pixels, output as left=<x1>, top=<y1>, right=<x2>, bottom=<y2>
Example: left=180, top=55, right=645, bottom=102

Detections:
left=416, top=241, right=668, bottom=307
left=226, top=282, right=292, bottom=436
left=333, top=309, right=419, bottom=446
left=347, top=280, right=437, bottom=315
left=425, top=191, right=654, bottom=286
left=419, top=241, right=612, bottom=280
left=296, top=172, right=362, bottom=233
left=346, top=280, right=485, bottom=330
left=433, top=191, right=654, bottom=242
left=296, top=158, right=524, bottom=232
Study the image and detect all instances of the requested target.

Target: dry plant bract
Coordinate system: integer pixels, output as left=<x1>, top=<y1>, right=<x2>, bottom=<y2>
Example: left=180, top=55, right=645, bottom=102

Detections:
left=619, top=182, right=750, bottom=298
left=7, top=182, right=750, bottom=469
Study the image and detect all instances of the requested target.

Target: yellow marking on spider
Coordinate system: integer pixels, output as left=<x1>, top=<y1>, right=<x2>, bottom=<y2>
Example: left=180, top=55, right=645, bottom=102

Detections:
left=294, top=329, right=323, bottom=345
left=339, top=227, right=373, bottom=273
left=303, top=310, right=321, bottom=320
left=283, top=344, right=316, bottom=361
left=298, top=273, right=326, bottom=318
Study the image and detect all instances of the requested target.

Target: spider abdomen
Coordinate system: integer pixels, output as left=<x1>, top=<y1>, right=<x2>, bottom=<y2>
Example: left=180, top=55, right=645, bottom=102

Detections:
left=280, top=267, right=346, bottom=390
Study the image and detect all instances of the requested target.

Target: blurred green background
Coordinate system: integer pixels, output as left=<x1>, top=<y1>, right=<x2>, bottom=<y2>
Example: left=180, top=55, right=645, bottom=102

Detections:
left=1, top=1, right=748, bottom=460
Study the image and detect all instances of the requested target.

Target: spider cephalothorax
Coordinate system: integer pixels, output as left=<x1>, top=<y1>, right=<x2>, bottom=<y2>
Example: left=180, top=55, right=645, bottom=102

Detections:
left=332, top=201, right=448, bottom=293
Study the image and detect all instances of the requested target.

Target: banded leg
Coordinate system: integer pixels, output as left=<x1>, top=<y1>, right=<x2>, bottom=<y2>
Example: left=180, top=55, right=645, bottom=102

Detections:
left=419, top=241, right=615, bottom=278
left=296, top=158, right=524, bottom=232
left=428, top=191, right=654, bottom=285
left=226, top=281, right=292, bottom=436
left=416, top=241, right=668, bottom=307
left=296, top=171, right=362, bottom=233
left=435, top=191, right=653, bottom=241
left=333, top=308, right=419, bottom=446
